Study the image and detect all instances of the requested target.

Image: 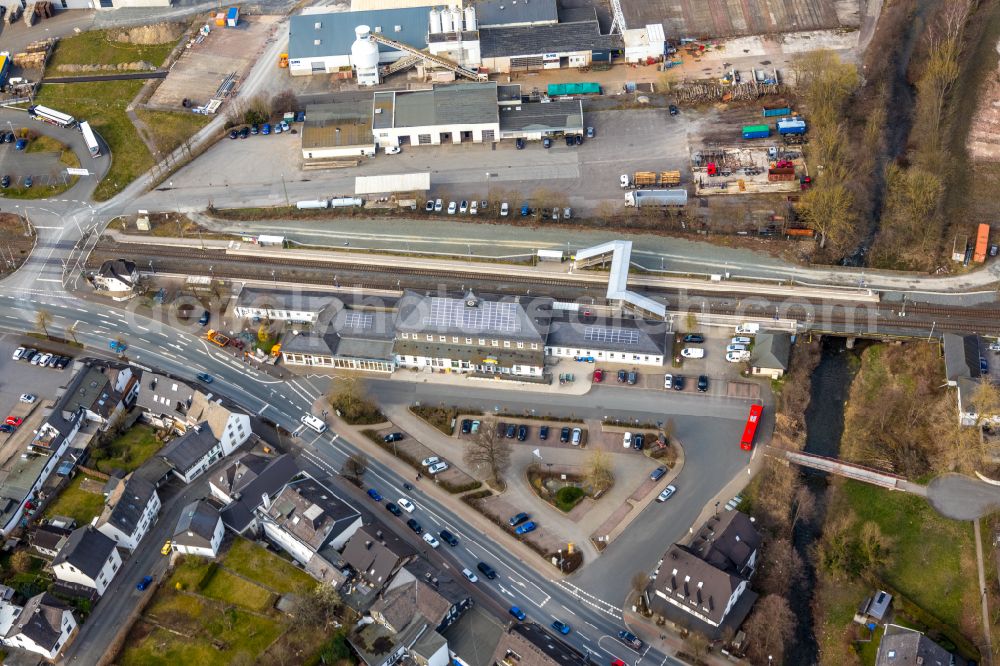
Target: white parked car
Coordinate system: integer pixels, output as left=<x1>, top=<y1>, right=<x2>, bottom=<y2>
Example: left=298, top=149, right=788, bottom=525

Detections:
left=11, top=347, right=24, bottom=361
left=563, top=207, right=572, bottom=219
left=726, top=351, right=750, bottom=363
left=422, top=533, right=440, bottom=548
left=462, top=568, right=479, bottom=583
left=990, top=342, right=1000, bottom=352
left=33, top=353, right=51, bottom=366
left=500, top=202, right=509, bottom=216
left=470, top=200, right=478, bottom=215
left=19, top=394, right=35, bottom=404
left=726, top=344, right=748, bottom=353
left=732, top=336, right=752, bottom=345
left=664, top=374, right=672, bottom=389
left=681, top=348, right=705, bottom=359
left=622, top=432, right=633, bottom=448
left=421, top=456, right=440, bottom=467
left=434, top=198, right=443, bottom=212
left=385, top=145, right=401, bottom=154
left=460, top=200, right=469, bottom=214
left=427, top=462, right=449, bottom=475
left=657, top=484, right=677, bottom=502
left=398, top=498, right=415, bottom=513
left=448, top=201, right=457, bottom=214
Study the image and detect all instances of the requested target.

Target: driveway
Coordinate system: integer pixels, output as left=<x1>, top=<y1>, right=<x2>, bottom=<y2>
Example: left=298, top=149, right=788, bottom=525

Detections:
left=927, top=473, right=1000, bottom=520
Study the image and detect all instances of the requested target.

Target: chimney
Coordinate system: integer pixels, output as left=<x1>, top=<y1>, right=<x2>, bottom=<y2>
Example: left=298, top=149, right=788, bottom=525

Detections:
left=376, top=530, right=383, bottom=539
left=365, top=540, right=372, bottom=550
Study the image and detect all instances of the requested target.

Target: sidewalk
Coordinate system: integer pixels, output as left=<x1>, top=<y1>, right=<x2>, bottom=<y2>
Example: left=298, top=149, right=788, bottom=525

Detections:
left=623, top=604, right=740, bottom=666
left=388, top=358, right=593, bottom=396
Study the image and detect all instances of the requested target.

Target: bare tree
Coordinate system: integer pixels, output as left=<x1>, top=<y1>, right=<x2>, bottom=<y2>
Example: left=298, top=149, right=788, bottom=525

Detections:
left=10, top=550, right=30, bottom=573
left=971, top=382, right=1000, bottom=424
left=463, top=418, right=511, bottom=486
left=342, top=453, right=367, bottom=480
left=758, top=537, right=804, bottom=597
left=799, top=183, right=857, bottom=250
left=858, top=520, right=893, bottom=573
left=742, top=594, right=795, bottom=665
left=791, top=485, right=815, bottom=527
left=35, top=308, right=51, bottom=337
left=294, top=584, right=344, bottom=627
left=584, top=450, right=614, bottom=492
left=630, top=571, right=649, bottom=596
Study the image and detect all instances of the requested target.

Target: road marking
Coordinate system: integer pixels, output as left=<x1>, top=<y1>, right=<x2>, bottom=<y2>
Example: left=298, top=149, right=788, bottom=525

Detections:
left=257, top=404, right=269, bottom=415
left=498, top=585, right=515, bottom=598
left=36, top=278, right=60, bottom=283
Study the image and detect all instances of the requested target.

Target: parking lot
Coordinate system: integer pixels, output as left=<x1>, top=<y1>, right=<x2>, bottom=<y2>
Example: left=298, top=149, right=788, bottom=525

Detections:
left=0, top=139, right=66, bottom=189
left=0, top=336, right=77, bottom=429
left=166, top=108, right=695, bottom=213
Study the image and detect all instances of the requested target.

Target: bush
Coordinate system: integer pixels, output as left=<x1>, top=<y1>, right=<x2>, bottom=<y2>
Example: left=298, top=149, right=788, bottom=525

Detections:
left=197, top=562, right=219, bottom=591
left=555, top=486, right=585, bottom=512
left=438, top=478, right=483, bottom=494
left=461, top=489, right=492, bottom=505
left=410, top=406, right=464, bottom=436
left=329, top=395, right=384, bottom=426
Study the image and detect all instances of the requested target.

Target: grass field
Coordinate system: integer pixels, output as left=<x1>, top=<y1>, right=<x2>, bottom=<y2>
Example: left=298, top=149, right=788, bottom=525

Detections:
left=95, top=423, right=163, bottom=474
left=35, top=80, right=150, bottom=201
left=25, top=135, right=80, bottom=168
left=200, top=567, right=274, bottom=612
left=43, top=474, right=105, bottom=525
left=134, top=110, right=211, bottom=157
left=223, top=538, right=316, bottom=594
left=46, top=29, right=176, bottom=76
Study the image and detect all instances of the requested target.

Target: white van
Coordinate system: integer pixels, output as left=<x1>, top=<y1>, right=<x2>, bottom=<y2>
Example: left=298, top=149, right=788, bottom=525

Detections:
left=300, top=414, right=327, bottom=433
left=735, top=323, right=760, bottom=335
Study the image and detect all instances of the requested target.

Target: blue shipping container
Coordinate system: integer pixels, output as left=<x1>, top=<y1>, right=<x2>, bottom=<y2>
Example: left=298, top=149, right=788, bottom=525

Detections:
left=777, top=118, right=807, bottom=135
left=762, top=106, right=791, bottom=117
left=742, top=128, right=771, bottom=140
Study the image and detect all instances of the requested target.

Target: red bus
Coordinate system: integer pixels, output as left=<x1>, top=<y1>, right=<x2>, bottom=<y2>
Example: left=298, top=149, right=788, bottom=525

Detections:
left=740, top=404, right=763, bottom=451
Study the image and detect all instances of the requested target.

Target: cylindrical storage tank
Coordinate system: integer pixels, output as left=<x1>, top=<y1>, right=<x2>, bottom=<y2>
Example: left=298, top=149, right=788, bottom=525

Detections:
left=351, top=25, right=380, bottom=69
left=450, top=7, right=462, bottom=31
left=464, top=6, right=477, bottom=31
left=440, top=8, right=454, bottom=32
left=428, top=8, right=442, bottom=34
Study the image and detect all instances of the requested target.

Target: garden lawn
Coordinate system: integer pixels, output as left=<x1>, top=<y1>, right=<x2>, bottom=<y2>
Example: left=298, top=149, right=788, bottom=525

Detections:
left=200, top=568, right=274, bottom=612
left=837, top=480, right=976, bottom=632
left=135, top=110, right=211, bottom=156
left=223, top=538, right=316, bottom=594
left=35, top=80, right=151, bottom=201
left=42, top=474, right=105, bottom=525
left=96, top=423, right=162, bottom=474
left=45, top=29, right=176, bottom=76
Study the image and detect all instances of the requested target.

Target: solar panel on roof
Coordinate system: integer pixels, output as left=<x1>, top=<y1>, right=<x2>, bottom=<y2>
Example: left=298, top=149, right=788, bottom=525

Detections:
left=343, top=312, right=374, bottom=329
left=584, top=326, right=639, bottom=345
left=424, top=298, right=521, bottom=333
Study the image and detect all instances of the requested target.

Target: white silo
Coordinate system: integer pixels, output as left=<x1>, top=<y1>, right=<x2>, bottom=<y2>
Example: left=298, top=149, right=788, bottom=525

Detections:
left=351, top=25, right=381, bottom=87
left=464, top=6, right=477, bottom=31
left=441, top=8, right=454, bottom=32
left=429, top=8, right=442, bottom=34
left=450, top=7, right=463, bottom=31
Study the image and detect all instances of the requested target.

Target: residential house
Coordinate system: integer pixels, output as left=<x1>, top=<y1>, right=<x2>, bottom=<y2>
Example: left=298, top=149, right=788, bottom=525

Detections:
left=29, top=524, right=71, bottom=560
left=136, top=373, right=195, bottom=432
left=855, top=590, right=893, bottom=626
left=51, top=526, right=122, bottom=597
left=2, top=592, right=77, bottom=661
left=646, top=511, right=761, bottom=637
left=340, top=525, right=414, bottom=588
left=943, top=333, right=991, bottom=425
left=158, top=396, right=252, bottom=483
left=211, top=453, right=299, bottom=536
left=544, top=316, right=668, bottom=368
left=750, top=332, right=792, bottom=379
left=93, top=259, right=139, bottom=296
left=258, top=474, right=361, bottom=580
left=489, top=621, right=585, bottom=666
left=233, top=287, right=337, bottom=324
left=875, top=624, right=956, bottom=666
left=94, top=473, right=161, bottom=551
left=171, top=499, right=224, bottom=558
left=55, top=362, right=140, bottom=430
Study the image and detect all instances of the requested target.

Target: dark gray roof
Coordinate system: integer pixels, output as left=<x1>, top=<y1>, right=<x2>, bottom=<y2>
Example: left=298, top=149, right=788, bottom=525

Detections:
left=52, top=526, right=116, bottom=578
left=751, top=332, right=791, bottom=371
left=394, top=290, right=549, bottom=343
left=235, top=287, right=339, bottom=315
left=282, top=307, right=396, bottom=361
left=30, top=524, right=71, bottom=556
left=876, top=625, right=954, bottom=666
left=480, top=21, right=620, bottom=58
left=263, top=475, right=360, bottom=552
left=98, top=259, right=137, bottom=286
left=492, top=622, right=586, bottom=666
left=499, top=100, right=583, bottom=133
left=405, top=558, right=472, bottom=608
left=220, top=454, right=299, bottom=532
left=544, top=317, right=667, bottom=356
left=497, top=83, right=522, bottom=102
left=653, top=545, right=744, bottom=626
left=473, top=0, right=557, bottom=27
left=213, top=452, right=270, bottom=498
left=136, top=372, right=194, bottom=421
left=944, top=333, right=981, bottom=381
left=389, top=84, right=499, bottom=128
left=558, top=6, right=599, bottom=23
left=687, top=510, right=762, bottom=577
left=173, top=499, right=221, bottom=547
left=159, top=423, right=218, bottom=474
left=289, top=7, right=433, bottom=60
left=341, top=525, right=413, bottom=586
left=394, top=339, right=544, bottom=368
left=103, top=474, right=157, bottom=535
left=6, top=592, right=69, bottom=649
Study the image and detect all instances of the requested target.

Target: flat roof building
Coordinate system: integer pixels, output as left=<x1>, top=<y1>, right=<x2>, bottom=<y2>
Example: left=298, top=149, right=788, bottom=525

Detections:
left=373, top=83, right=500, bottom=148
left=281, top=307, right=396, bottom=373
left=479, top=15, right=620, bottom=73
left=498, top=99, right=584, bottom=140
left=301, top=100, right=377, bottom=160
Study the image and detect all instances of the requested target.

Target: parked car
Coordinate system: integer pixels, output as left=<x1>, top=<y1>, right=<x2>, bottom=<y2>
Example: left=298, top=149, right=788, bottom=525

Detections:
left=565, top=135, right=575, bottom=147
left=633, top=434, right=645, bottom=450
left=563, top=207, right=572, bottom=219
left=434, top=198, right=443, bottom=212
left=448, top=201, right=457, bottom=214
left=462, top=568, right=479, bottom=582
left=539, top=425, right=550, bottom=440
left=575, top=134, right=583, bottom=145
left=683, top=333, right=705, bottom=343
left=427, top=462, right=449, bottom=475
left=681, top=348, right=705, bottom=359
left=406, top=518, right=423, bottom=534
left=251, top=124, right=259, bottom=135
left=11, top=347, right=24, bottom=360
left=14, top=139, right=27, bottom=151
left=239, top=127, right=250, bottom=139
left=262, top=123, right=271, bottom=135
left=477, top=562, right=497, bottom=579
left=505, top=423, right=517, bottom=439
left=517, top=424, right=528, bottom=441
left=627, top=370, right=638, bottom=385
left=425, top=200, right=435, bottom=212
left=0, top=425, right=14, bottom=434
left=726, top=344, right=748, bottom=353
left=657, top=485, right=677, bottom=502
left=367, top=488, right=382, bottom=502
left=551, top=620, right=571, bottom=635
left=385, top=502, right=402, bottom=516
left=515, top=521, right=536, bottom=535
left=229, top=130, right=239, bottom=140
left=384, top=432, right=404, bottom=443
left=34, top=353, right=51, bottom=366
left=509, top=512, right=530, bottom=527
left=515, top=138, right=526, bottom=150
left=470, top=200, right=478, bottom=215
left=398, top=498, right=415, bottom=513
left=593, top=368, right=604, bottom=383
left=571, top=428, right=582, bottom=445
left=542, top=138, right=552, bottom=149
left=5, top=417, right=23, bottom=427
left=471, top=420, right=481, bottom=433
left=198, top=311, right=210, bottom=325
left=673, top=375, right=685, bottom=391
left=1, top=175, right=9, bottom=188
left=19, top=394, right=35, bottom=404
left=161, top=540, right=172, bottom=555
left=440, top=530, right=459, bottom=547
left=622, top=432, right=633, bottom=448
left=500, top=202, right=509, bottom=216
left=618, top=630, right=644, bottom=650
left=422, top=533, right=440, bottom=548
left=668, top=104, right=679, bottom=116
left=732, top=336, right=752, bottom=345
left=461, top=419, right=473, bottom=434
left=617, top=369, right=627, bottom=383
left=650, top=466, right=667, bottom=481
left=136, top=575, right=154, bottom=591
left=521, top=204, right=530, bottom=217
left=509, top=606, right=527, bottom=621
left=551, top=207, right=560, bottom=220
left=55, top=356, right=70, bottom=369
left=23, top=176, right=32, bottom=188
left=586, top=126, right=595, bottom=138
left=274, top=123, right=283, bottom=134
left=279, top=120, right=290, bottom=133
left=726, top=351, right=750, bottom=363
left=560, top=427, right=571, bottom=443
left=664, top=373, right=673, bottom=389
left=698, top=375, right=709, bottom=392
left=460, top=200, right=469, bottom=214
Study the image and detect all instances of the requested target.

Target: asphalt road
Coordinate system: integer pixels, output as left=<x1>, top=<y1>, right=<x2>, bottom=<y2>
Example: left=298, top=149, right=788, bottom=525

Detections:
left=43, top=71, right=167, bottom=84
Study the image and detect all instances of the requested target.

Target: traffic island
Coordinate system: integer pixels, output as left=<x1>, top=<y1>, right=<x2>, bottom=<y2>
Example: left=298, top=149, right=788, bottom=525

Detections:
left=526, top=460, right=611, bottom=518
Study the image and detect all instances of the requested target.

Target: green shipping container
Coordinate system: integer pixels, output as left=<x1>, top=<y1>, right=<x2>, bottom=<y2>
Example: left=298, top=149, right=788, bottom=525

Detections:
left=547, top=82, right=601, bottom=96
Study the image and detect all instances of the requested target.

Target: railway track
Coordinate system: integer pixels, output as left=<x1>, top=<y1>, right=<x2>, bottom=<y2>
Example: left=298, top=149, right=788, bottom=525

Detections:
left=87, top=241, right=1000, bottom=334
